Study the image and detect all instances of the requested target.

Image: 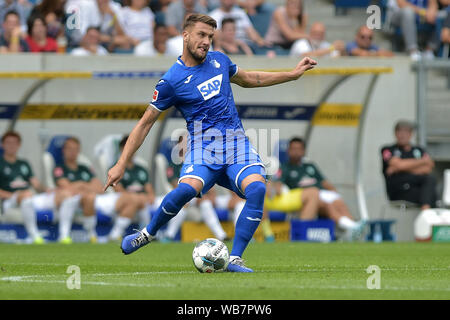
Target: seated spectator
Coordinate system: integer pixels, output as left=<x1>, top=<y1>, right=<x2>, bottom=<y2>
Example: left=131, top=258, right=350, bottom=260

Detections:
left=120, top=0, right=155, bottom=47
left=134, top=23, right=169, bottom=55
left=264, top=137, right=365, bottom=241
left=381, top=120, right=437, bottom=210
left=0, top=10, right=29, bottom=52
left=29, top=0, right=65, bottom=39
left=70, top=26, right=109, bottom=56
left=93, top=0, right=129, bottom=51
left=264, top=0, right=308, bottom=50
left=165, top=0, right=206, bottom=38
left=25, top=15, right=58, bottom=52
left=290, top=21, right=345, bottom=58
left=218, top=17, right=252, bottom=55
left=386, top=0, right=438, bottom=60
left=209, top=0, right=268, bottom=52
left=238, top=0, right=267, bottom=17
left=346, top=25, right=394, bottom=57
left=0, top=0, right=32, bottom=33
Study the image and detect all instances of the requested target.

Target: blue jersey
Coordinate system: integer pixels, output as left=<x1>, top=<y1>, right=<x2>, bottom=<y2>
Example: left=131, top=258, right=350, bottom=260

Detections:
left=150, top=51, right=257, bottom=165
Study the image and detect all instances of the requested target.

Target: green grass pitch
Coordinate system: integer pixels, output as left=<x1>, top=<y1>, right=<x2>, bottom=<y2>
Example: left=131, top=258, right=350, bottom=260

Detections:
left=0, top=242, right=449, bottom=300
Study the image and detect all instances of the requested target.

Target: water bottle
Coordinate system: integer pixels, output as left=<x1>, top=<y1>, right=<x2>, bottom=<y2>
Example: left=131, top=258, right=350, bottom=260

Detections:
left=373, top=223, right=383, bottom=243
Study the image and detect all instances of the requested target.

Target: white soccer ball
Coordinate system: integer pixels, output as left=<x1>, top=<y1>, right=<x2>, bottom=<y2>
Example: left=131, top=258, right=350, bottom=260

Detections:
left=192, top=238, right=230, bottom=273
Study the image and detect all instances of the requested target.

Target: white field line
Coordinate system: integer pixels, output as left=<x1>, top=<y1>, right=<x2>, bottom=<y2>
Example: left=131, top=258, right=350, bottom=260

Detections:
left=1, top=273, right=450, bottom=292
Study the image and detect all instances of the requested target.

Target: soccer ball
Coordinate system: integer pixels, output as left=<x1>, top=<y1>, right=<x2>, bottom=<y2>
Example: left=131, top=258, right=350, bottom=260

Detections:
left=192, top=238, right=230, bottom=273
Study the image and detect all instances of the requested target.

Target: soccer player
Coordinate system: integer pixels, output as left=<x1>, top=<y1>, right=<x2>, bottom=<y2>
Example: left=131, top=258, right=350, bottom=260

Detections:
left=0, top=131, right=74, bottom=244
left=263, top=137, right=366, bottom=241
left=105, top=13, right=316, bottom=272
left=54, top=137, right=139, bottom=243
left=162, top=133, right=229, bottom=242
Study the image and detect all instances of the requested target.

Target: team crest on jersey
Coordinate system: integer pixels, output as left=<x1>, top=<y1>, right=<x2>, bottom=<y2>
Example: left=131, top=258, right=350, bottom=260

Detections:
left=197, top=74, right=223, bottom=101
left=152, top=89, right=159, bottom=102
left=210, top=59, right=220, bottom=68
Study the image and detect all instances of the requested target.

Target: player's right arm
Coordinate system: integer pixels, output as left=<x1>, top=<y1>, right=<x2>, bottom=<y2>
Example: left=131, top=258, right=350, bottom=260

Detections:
left=104, top=107, right=160, bottom=191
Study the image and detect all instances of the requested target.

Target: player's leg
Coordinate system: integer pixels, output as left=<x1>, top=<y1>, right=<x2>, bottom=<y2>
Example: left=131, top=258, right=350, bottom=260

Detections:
left=297, top=187, right=320, bottom=220
left=260, top=208, right=275, bottom=242
left=121, top=176, right=202, bottom=254
left=109, top=192, right=140, bottom=241
left=58, top=194, right=81, bottom=244
left=79, top=191, right=98, bottom=242
left=18, top=190, right=43, bottom=243
left=198, top=191, right=228, bottom=241
left=224, top=163, right=266, bottom=272
left=163, top=206, right=188, bottom=241
left=318, top=190, right=366, bottom=240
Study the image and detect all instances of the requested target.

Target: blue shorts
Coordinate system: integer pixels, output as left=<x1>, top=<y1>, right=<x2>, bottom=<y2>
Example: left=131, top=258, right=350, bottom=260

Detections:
left=178, top=163, right=266, bottom=199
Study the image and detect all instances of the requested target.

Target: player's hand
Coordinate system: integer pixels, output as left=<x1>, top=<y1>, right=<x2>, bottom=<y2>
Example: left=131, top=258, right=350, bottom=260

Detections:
left=103, top=163, right=125, bottom=192
left=292, top=57, right=317, bottom=79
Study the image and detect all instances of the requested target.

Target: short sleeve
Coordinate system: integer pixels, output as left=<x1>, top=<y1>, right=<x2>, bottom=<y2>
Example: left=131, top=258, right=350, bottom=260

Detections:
left=221, top=52, right=238, bottom=78
left=311, top=163, right=325, bottom=183
left=149, top=80, right=177, bottom=112
left=25, top=162, right=34, bottom=179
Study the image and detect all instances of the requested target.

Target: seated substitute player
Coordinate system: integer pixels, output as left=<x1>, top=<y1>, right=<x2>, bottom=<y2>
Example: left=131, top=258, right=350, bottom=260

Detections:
left=54, top=136, right=139, bottom=243
left=381, top=120, right=437, bottom=210
left=263, top=137, right=366, bottom=241
left=105, top=13, right=317, bottom=273
left=0, top=131, right=76, bottom=244
left=113, top=134, right=157, bottom=230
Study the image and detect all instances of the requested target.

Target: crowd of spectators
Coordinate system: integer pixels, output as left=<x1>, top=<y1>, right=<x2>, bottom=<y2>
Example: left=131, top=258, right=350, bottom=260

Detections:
left=0, top=0, right=449, bottom=58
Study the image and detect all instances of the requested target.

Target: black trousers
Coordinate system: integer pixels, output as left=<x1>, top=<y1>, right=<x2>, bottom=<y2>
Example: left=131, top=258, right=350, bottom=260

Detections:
left=387, top=174, right=437, bottom=207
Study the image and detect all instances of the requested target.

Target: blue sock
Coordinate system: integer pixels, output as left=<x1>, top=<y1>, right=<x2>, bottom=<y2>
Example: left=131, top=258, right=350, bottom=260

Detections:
left=230, top=181, right=266, bottom=257
left=146, top=183, right=197, bottom=236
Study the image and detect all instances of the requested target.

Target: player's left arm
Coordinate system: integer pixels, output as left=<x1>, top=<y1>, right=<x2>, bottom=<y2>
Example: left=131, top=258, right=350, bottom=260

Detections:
left=231, top=57, right=317, bottom=88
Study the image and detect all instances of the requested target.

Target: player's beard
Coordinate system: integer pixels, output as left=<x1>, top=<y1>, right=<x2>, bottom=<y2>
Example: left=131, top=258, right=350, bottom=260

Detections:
left=187, top=40, right=208, bottom=63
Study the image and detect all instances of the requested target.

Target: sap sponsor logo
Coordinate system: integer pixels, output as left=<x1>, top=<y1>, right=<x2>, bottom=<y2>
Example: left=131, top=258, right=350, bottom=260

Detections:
left=306, top=228, right=331, bottom=242
left=197, top=74, right=223, bottom=101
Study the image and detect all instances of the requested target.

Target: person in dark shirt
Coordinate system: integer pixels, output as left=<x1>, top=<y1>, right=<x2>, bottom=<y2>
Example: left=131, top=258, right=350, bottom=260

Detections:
left=0, top=10, right=30, bottom=53
left=381, top=120, right=437, bottom=209
left=264, top=137, right=365, bottom=241
left=53, top=136, right=139, bottom=243
left=0, top=131, right=75, bottom=244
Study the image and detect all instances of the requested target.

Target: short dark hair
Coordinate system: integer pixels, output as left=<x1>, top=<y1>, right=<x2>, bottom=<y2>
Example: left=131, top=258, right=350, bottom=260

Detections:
left=394, top=120, right=415, bottom=132
left=183, top=13, right=217, bottom=31
left=288, top=137, right=305, bottom=148
left=1, top=131, right=22, bottom=143
left=119, top=135, right=129, bottom=149
left=4, top=10, right=19, bottom=23
left=63, top=136, right=80, bottom=148
left=221, top=17, right=235, bottom=28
